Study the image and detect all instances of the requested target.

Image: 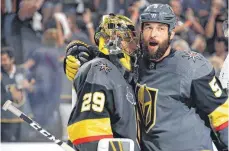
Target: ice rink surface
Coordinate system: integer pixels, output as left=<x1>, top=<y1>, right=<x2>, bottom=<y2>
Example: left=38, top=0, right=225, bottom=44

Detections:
left=1, top=143, right=65, bottom=151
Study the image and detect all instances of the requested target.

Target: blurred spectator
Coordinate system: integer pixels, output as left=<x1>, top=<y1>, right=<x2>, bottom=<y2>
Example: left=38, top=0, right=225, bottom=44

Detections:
left=148, top=0, right=169, bottom=4
left=211, top=37, right=228, bottom=61
left=209, top=56, right=224, bottom=77
left=204, top=0, right=227, bottom=53
left=1, top=0, right=17, bottom=46
left=171, top=0, right=204, bottom=44
left=182, top=0, right=211, bottom=26
left=208, top=37, right=227, bottom=77
left=82, top=9, right=96, bottom=44
left=128, top=0, right=142, bottom=26
left=205, top=0, right=227, bottom=38
left=2, top=0, right=44, bottom=64
left=1, top=0, right=22, bottom=64
left=57, top=8, right=96, bottom=45
left=66, top=13, right=92, bottom=44
left=18, top=0, right=44, bottom=21
left=41, top=0, right=63, bottom=29
left=172, top=39, right=191, bottom=51
left=1, top=47, right=34, bottom=142
left=47, top=10, right=95, bottom=46
left=53, top=12, right=71, bottom=43
left=18, top=0, right=44, bottom=61
left=41, top=13, right=70, bottom=47
left=93, top=0, right=137, bottom=16
left=62, top=0, right=79, bottom=14
left=191, top=34, right=210, bottom=58
left=23, top=28, right=63, bottom=141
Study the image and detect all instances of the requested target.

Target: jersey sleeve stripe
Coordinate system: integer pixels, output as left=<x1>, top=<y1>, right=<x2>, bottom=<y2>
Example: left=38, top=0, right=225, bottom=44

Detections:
left=214, top=121, right=228, bottom=131
left=67, top=118, right=113, bottom=144
left=73, top=135, right=113, bottom=145
left=208, top=99, right=229, bottom=128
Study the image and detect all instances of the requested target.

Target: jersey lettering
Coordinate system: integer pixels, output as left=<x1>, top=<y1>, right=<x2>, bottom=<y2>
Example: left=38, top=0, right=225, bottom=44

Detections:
left=209, top=77, right=222, bottom=97
left=81, top=92, right=105, bottom=112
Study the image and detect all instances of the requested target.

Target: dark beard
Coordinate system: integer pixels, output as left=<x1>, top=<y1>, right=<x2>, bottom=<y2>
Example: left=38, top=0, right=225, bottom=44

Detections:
left=142, top=38, right=170, bottom=61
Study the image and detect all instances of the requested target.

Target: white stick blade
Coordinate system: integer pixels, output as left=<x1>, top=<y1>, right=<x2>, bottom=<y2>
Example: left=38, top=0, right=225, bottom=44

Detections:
left=61, top=142, right=75, bottom=151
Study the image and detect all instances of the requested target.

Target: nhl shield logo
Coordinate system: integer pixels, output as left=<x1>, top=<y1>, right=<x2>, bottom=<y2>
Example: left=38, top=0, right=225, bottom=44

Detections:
left=126, top=87, right=136, bottom=105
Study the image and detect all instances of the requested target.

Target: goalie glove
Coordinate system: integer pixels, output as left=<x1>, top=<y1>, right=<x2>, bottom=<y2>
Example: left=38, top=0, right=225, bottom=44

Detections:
left=63, top=40, right=98, bottom=81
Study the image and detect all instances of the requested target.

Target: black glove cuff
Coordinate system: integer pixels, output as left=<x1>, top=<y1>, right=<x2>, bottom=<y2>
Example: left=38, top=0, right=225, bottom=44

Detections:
left=65, top=40, right=90, bottom=57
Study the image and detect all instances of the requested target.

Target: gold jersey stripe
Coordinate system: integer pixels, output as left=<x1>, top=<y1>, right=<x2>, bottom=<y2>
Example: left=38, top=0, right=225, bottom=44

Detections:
left=67, top=118, right=113, bottom=142
left=208, top=98, right=229, bottom=128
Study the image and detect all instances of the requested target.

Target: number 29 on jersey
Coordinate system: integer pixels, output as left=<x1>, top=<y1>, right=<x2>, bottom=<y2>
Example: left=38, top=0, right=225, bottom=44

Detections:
left=81, top=92, right=105, bottom=112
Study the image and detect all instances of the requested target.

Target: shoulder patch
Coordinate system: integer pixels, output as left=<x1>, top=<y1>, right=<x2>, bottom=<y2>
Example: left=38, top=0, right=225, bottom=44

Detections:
left=94, top=61, right=112, bottom=74
left=182, top=51, right=203, bottom=63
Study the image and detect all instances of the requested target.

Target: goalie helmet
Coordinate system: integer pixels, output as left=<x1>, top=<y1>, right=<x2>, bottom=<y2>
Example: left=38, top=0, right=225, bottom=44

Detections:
left=94, top=14, right=139, bottom=71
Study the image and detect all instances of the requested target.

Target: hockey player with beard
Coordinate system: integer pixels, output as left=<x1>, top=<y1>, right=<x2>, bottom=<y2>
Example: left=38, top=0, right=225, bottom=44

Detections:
left=64, top=4, right=228, bottom=151
left=136, top=4, right=228, bottom=151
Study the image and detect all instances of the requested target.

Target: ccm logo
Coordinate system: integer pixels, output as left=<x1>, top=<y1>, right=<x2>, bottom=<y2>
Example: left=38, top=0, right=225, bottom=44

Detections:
left=30, top=122, right=61, bottom=144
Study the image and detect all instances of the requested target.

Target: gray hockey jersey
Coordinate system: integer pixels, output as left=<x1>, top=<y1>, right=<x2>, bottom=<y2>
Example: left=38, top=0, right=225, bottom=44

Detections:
left=67, top=57, right=140, bottom=151
left=136, top=50, right=228, bottom=151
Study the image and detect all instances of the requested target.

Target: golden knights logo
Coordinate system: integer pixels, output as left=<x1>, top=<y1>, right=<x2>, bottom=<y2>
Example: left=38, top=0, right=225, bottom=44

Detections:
left=136, top=84, right=158, bottom=133
left=182, top=51, right=203, bottom=62
left=95, top=61, right=112, bottom=74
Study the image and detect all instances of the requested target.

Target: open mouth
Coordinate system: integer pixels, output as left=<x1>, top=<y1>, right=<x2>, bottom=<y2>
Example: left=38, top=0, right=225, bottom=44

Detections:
left=149, top=40, right=159, bottom=46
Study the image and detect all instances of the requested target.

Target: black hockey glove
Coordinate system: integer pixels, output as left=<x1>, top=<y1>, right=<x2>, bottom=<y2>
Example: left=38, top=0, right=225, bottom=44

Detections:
left=63, top=40, right=98, bottom=81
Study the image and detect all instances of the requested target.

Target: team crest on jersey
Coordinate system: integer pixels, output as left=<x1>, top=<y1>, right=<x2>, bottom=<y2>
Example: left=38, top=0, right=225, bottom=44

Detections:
left=95, top=61, right=112, bottom=74
left=182, top=51, right=203, bottom=62
left=136, top=84, right=158, bottom=133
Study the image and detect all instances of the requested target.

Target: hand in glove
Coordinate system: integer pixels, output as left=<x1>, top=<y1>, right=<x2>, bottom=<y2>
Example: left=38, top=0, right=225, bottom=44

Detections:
left=63, top=40, right=97, bottom=81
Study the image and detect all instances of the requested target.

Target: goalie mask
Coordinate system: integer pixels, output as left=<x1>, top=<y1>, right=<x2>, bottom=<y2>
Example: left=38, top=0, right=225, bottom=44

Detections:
left=94, top=14, right=138, bottom=71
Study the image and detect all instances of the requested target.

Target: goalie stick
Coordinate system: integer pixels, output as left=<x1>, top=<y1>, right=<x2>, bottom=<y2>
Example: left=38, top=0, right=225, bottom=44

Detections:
left=2, top=100, right=75, bottom=151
